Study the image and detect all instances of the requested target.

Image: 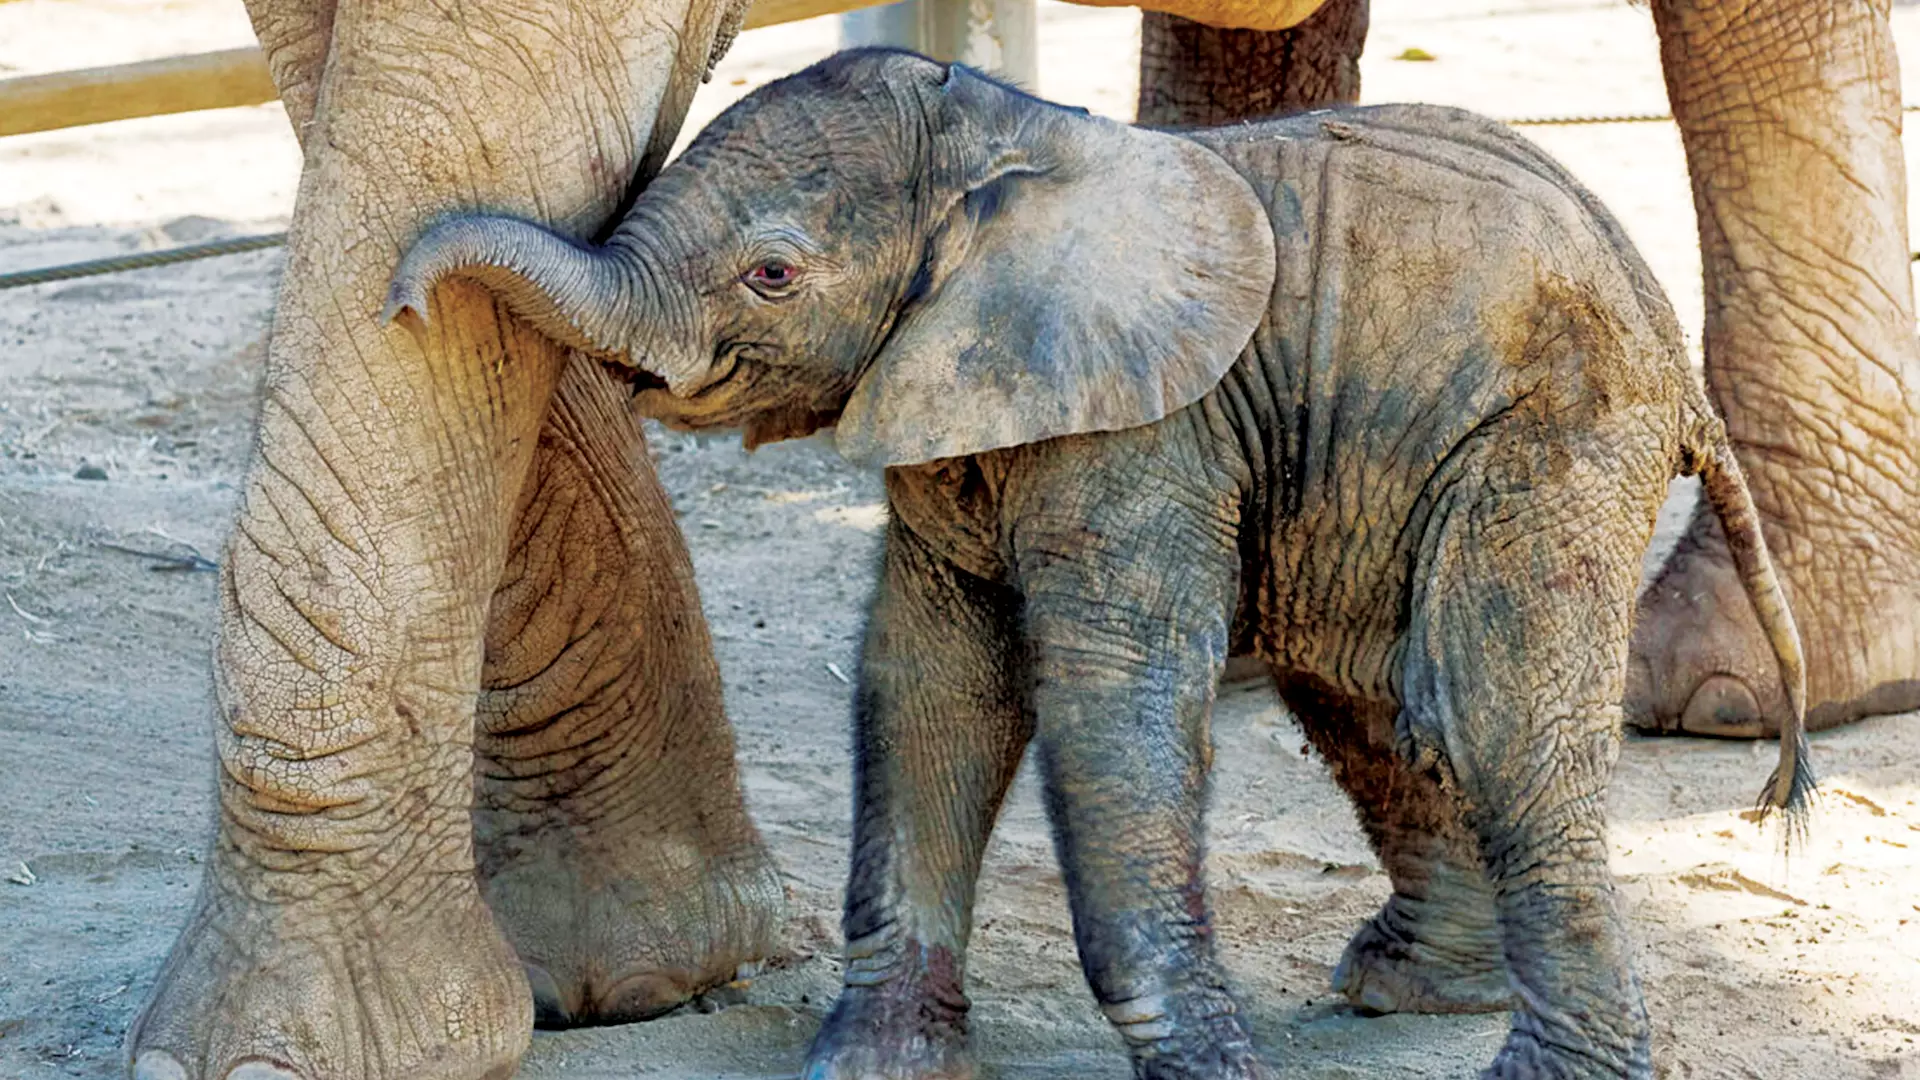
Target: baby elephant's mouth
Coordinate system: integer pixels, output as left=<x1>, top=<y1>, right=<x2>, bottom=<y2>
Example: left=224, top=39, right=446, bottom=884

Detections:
left=603, top=360, right=670, bottom=397
left=612, top=363, right=707, bottom=430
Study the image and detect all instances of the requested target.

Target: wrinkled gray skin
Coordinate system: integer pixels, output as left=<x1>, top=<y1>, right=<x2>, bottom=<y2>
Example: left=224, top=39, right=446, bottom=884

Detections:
left=124, top=3, right=785, bottom=1080
left=387, top=50, right=1814, bottom=1080
left=1138, top=0, right=1920, bottom=746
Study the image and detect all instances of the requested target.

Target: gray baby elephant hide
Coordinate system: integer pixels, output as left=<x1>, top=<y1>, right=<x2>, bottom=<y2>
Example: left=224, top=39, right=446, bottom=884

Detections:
left=388, top=48, right=1812, bottom=1080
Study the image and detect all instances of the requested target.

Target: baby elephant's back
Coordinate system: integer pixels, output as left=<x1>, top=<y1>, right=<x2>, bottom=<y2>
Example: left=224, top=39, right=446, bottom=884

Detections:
left=1181, top=106, right=1694, bottom=677
left=1188, top=104, right=1690, bottom=412
left=1188, top=103, right=1689, bottom=409
left=1183, top=102, right=1692, bottom=474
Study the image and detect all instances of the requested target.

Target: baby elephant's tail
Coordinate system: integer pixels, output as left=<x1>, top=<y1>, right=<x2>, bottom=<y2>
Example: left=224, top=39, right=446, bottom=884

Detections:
left=1685, top=413, right=1816, bottom=838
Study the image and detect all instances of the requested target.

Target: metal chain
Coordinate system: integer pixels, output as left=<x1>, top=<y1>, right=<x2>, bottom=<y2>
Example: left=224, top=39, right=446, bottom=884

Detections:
left=1504, top=111, right=1670, bottom=126
left=1511, top=101, right=1920, bottom=126
left=8, top=101, right=1920, bottom=289
left=0, top=230, right=286, bottom=290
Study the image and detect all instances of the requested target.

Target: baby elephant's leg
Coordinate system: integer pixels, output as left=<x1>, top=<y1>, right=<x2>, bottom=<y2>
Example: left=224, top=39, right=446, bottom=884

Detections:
left=1289, top=694, right=1512, bottom=1015
left=1404, top=486, right=1657, bottom=1079
left=1018, top=517, right=1259, bottom=1078
left=804, top=521, right=1030, bottom=1080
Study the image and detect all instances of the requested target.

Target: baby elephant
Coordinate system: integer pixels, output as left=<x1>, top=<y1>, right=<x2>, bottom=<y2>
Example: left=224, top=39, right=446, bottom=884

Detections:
left=388, top=49, right=1812, bottom=1080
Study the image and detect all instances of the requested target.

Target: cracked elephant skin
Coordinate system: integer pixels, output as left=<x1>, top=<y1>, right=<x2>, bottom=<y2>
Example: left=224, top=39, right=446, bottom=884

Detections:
left=1128, top=0, right=1920, bottom=742
left=124, top=0, right=1917, bottom=1074
left=387, top=52, right=1815, bottom=1077
left=124, top=1, right=785, bottom=1079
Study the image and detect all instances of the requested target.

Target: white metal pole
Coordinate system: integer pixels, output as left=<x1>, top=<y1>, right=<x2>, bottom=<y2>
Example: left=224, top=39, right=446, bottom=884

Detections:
left=840, top=0, right=1039, bottom=89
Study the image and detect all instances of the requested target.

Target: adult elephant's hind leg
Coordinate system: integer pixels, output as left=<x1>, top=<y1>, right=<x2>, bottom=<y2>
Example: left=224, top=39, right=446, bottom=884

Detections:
left=1631, top=0, right=1920, bottom=735
left=475, top=358, right=783, bottom=1026
left=1135, top=0, right=1367, bottom=128
left=1285, top=689, right=1511, bottom=1016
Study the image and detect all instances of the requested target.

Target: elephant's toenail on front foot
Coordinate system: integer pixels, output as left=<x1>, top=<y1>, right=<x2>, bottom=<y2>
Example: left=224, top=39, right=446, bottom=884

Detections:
left=225, top=1062, right=303, bottom=1080
left=132, top=1051, right=187, bottom=1080
left=131, top=1054, right=306, bottom=1080
left=523, top=963, right=574, bottom=1026
left=1679, top=674, right=1765, bottom=738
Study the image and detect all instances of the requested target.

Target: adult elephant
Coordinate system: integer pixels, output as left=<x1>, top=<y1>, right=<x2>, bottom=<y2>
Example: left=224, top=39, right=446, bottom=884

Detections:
left=126, top=2, right=785, bottom=1080
left=127, top=0, right=1915, bottom=1079
left=1127, top=0, right=1920, bottom=740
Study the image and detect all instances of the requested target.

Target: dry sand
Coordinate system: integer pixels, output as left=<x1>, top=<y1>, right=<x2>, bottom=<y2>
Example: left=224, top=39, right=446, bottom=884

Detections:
left=1, top=0, right=1917, bottom=1076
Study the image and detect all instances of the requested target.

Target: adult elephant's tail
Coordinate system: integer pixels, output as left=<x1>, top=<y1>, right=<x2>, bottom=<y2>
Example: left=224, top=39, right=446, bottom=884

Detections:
left=1685, top=407, right=1816, bottom=838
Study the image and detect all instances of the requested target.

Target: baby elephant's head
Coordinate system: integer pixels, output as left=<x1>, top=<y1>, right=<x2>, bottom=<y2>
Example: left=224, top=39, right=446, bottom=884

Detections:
left=386, top=48, right=1276, bottom=467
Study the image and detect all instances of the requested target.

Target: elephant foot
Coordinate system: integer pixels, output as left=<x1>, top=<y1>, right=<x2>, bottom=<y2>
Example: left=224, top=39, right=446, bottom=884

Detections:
left=1627, top=504, right=1920, bottom=736
left=1332, top=897, right=1512, bottom=1016
left=476, top=815, right=784, bottom=1027
left=1480, top=1023, right=1649, bottom=1080
left=127, top=874, right=530, bottom=1080
left=803, top=955, right=973, bottom=1080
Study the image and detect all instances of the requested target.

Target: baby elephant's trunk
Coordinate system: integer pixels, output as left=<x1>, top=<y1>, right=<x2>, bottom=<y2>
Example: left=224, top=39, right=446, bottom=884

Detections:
left=1689, top=415, right=1816, bottom=833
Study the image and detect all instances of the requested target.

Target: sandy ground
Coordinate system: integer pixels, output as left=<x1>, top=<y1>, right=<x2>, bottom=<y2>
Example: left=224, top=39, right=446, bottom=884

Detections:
left=2, top=0, right=1919, bottom=1077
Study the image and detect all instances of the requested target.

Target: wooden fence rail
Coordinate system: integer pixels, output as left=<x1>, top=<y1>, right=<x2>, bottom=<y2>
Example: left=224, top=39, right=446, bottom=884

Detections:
left=0, top=0, right=892, bottom=139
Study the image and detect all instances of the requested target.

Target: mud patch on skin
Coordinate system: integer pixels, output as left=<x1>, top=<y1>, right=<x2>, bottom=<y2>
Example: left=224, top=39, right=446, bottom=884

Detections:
left=1806, top=678, right=1920, bottom=732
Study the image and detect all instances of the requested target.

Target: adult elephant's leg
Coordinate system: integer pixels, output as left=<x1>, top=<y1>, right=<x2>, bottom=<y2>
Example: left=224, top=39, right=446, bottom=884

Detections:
left=240, top=0, right=332, bottom=141
left=1135, top=0, right=1366, bottom=127
left=126, top=0, right=736, bottom=1077
left=474, top=357, right=783, bottom=1026
left=238, top=0, right=781, bottom=1027
left=1631, top=0, right=1920, bottom=734
left=1284, top=688, right=1511, bottom=1016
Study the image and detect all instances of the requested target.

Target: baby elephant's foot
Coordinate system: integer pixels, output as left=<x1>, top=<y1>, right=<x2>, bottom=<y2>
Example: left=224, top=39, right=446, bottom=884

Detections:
left=1482, top=1024, right=1651, bottom=1080
left=1332, top=896, right=1513, bottom=1016
left=1107, top=988, right=1271, bottom=1080
left=803, top=964, right=972, bottom=1080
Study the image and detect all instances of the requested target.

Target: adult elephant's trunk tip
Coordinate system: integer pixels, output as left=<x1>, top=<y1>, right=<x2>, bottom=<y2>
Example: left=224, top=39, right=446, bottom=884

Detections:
left=382, top=213, right=634, bottom=362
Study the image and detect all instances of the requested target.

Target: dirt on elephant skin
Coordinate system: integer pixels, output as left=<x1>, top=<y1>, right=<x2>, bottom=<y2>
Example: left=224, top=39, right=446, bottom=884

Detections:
left=1, top=0, right=1917, bottom=1077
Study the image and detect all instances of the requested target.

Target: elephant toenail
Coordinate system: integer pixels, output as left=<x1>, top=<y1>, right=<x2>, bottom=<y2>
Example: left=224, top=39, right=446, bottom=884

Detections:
left=1622, top=654, right=1658, bottom=729
left=523, top=963, right=574, bottom=1026
left=133, top=1050, right=187, bottom=1080
left=226, top=1060, right=303, bottom=1080
left=598, top=968, right=692, bottom=1023
left=1679, top=674, right=1765, bottom=738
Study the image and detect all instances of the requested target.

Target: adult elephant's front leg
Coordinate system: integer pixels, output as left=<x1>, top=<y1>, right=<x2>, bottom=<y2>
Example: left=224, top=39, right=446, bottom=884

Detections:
left=1135, top=0, right=1367, bottom=127
left=125, top=0, right=737, bottom=1077
left=1631, top=0, right=1920, bottom=734
left=474, top=358, right=783, bottom=1026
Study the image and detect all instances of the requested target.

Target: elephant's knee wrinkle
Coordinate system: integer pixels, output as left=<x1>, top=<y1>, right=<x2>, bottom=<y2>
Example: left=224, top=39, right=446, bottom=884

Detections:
left=223, top=751, right=360, bottom=818
left=841, top=927, right=913, bottom=986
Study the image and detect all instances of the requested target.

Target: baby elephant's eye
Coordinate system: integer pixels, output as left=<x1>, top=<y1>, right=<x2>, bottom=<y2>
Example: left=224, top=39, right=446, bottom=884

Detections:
left=745, top=261, right=799, bottom=295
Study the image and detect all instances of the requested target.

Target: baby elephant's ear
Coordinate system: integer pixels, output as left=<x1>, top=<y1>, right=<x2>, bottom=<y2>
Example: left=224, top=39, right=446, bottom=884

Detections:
left=834, top=69, right=1276, bottom=468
